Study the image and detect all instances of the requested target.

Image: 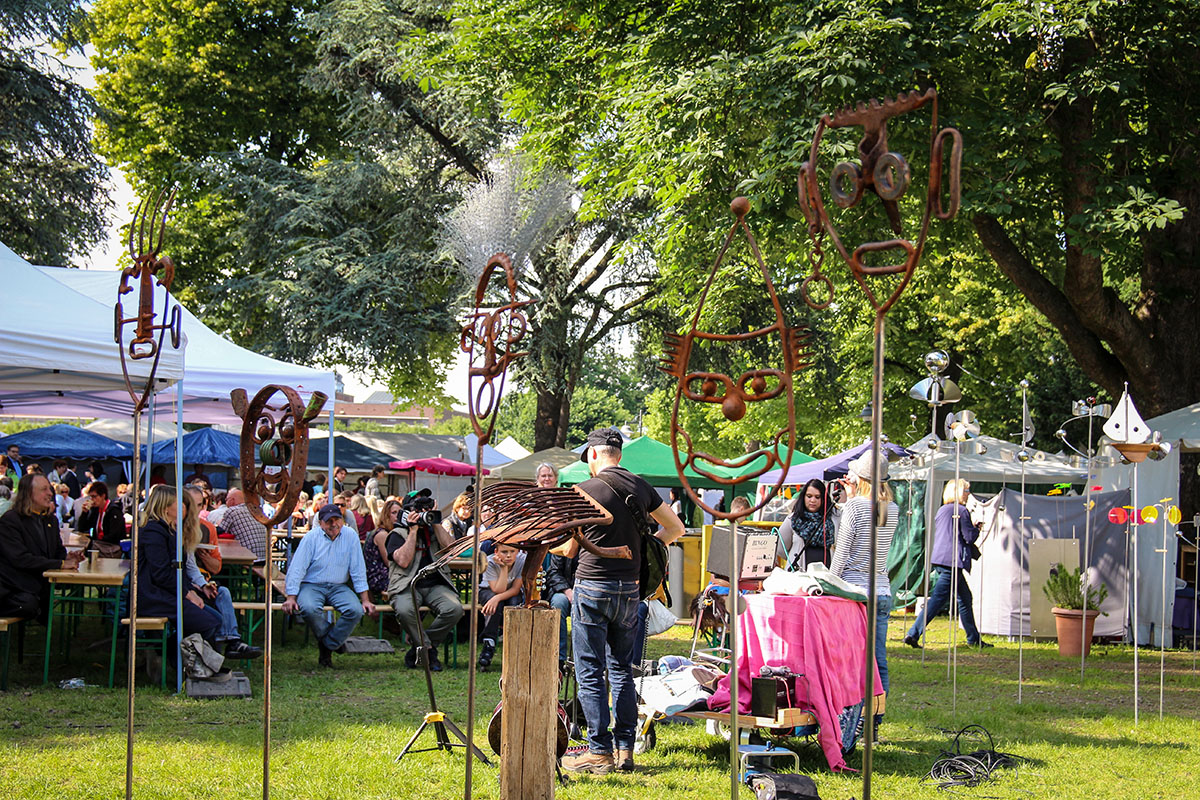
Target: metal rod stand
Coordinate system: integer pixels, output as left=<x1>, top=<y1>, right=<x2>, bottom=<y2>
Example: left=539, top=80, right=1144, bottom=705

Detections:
left=125, top=407, right=142, bottom=799
left=861, top=312, right=886, bottom=800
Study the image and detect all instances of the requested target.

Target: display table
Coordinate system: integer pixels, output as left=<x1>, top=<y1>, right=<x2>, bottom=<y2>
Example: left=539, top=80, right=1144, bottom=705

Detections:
left=708, top=593, right=882, bottom=772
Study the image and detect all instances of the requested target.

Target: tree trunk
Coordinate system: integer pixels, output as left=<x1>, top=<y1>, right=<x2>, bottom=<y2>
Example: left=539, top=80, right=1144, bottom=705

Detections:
left=533, top=387, right=565, bottom=451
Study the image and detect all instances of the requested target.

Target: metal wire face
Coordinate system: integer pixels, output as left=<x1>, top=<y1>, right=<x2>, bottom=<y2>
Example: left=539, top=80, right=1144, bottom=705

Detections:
left=797, top=89, right=962, bottom=314
left=461, top=254, right=533, bottom=445
left=662, top=197, right=811, bottom=520
left=230, top=385, right=328, bottom=528
left=114, top=185, right=183, bottom=412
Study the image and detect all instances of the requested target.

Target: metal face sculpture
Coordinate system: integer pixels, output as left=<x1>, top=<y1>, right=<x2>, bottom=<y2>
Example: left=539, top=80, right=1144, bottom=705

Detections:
left=662, top=197, right=811, bottom=520
left=798, top=88, right=962, bottom=314
left=114, top=186, right=183, bottom=411
left=231, top=385, right=328, bottom=528
left=462, top=253, right=533, bottom=446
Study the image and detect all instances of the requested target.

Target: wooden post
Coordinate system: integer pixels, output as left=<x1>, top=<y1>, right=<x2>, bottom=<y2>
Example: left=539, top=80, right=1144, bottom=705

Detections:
left=500, top=606, right=559, bottom=800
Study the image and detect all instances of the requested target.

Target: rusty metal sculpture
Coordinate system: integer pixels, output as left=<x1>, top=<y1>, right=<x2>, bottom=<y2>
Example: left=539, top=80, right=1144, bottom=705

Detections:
left=664, top=197, right=811, bottom=800
left=231, top=384, right=327, bottom=800
left=663, top=197, right=812, bottom=522
left=458, top=253, right=533, bottom=799
left=115, top=186, right=184, bottom=800
left=231, top=385, right=328, bottom=529
left=797, top=88, right=961, bottom=800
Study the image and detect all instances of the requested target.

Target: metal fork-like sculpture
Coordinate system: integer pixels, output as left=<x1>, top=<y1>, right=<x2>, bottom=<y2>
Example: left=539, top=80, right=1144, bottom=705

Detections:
left=115, top=186, right=183, bottom=800
left=231, top=384, right=327, bottom=800
left=664, top=198, right=810, bottom=800
left=798, top=89, right=962, bottom=800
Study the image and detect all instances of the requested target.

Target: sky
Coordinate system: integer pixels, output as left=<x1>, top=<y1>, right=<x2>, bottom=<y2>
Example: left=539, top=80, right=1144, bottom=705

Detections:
left=57, top=44, right=471, bottom=406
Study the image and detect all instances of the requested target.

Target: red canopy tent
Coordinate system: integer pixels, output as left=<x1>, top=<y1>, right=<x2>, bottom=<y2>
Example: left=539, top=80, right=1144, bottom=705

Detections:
left=389, top=457, right=489, bottom=501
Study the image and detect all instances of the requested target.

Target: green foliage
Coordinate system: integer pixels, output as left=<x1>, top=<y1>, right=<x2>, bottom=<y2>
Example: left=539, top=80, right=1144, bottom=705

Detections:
left=338, top=416, right=473, bottom=436
left=0, top=418, right=89, bottom=435
left=0, top=1, right=109, bottom=264
left=1043, top=564, right=1108, bottom=612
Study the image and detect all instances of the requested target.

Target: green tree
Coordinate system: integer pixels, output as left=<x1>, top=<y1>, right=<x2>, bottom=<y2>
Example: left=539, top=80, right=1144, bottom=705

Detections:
left=0, top=1, right=108, bottom=264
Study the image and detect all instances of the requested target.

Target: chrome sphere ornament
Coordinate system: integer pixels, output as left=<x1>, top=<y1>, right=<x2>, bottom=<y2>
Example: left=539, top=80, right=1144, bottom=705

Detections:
left=1017, top=449, right=1032, bottom=463
left=924, top=350, right=950, bottom=373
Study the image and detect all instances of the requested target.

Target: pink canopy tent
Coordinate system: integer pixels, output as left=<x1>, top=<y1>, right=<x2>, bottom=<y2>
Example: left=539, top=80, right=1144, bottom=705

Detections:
left=389, top=457, right=488, bottom=477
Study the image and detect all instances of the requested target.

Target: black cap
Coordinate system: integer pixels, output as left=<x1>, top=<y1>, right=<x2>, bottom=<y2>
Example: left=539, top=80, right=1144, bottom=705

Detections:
left=580, top=428, right=624, bottom=462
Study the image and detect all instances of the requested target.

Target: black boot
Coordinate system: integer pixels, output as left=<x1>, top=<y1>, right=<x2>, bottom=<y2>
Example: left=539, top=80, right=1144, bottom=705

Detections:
left=224, top=640, right=263, bottom=660
left=478, top=639, right=495, bottom=669
left=318, top=642, right=333, bottom=668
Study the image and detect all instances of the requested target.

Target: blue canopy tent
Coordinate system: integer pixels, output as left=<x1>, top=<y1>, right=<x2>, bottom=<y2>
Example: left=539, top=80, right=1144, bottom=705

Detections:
left=756, top=439, right=912, bottom=487
left=0, top=424, right=133, bottom=460
left=464, top=433, right=512, bottom=468
left=140, top=427, right=240, bottom=467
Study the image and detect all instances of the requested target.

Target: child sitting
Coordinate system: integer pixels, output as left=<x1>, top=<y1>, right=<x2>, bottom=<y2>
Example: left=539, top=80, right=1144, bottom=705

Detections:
left=477, top=542, right=526, bottom=668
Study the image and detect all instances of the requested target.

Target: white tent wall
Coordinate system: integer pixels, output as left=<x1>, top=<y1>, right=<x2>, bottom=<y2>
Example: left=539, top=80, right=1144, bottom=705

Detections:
left=1096, top=446, right=1183, bottom=647
left=967, top=488, right=1131, bottom=640
left=0, top=243, right=184, bottom=404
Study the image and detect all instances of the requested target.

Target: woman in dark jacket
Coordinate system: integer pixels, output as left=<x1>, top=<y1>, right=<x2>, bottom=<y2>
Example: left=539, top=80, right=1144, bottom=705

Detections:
left=136, top=485, right=221, bottom=643
left=778, top=478, right=836, bottom=570
left=903, top=479, right=991, bottom=649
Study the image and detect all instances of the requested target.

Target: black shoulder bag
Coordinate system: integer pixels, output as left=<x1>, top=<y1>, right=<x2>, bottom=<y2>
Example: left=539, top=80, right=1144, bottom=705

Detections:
left=595, top=473, right=671, bottom=604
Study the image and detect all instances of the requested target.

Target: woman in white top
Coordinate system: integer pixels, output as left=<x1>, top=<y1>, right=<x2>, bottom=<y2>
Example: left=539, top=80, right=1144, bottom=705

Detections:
left=828, top=450, right=898, bottom=735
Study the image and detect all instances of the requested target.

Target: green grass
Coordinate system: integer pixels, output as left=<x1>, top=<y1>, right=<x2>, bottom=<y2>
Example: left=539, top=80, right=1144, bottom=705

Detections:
left=2, top=611, right=1199, bottom=799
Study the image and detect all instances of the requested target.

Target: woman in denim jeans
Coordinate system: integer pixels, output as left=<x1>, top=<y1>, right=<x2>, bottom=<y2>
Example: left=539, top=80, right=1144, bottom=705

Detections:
left=829, top=451, right=898, bottom=740
left=557, top=429, right=685, bottom=776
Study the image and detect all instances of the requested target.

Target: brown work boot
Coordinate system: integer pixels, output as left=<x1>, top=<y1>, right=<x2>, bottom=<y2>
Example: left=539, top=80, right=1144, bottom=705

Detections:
left=615, top=748, right=635, bottom=772
left=561, top=750, right=615, bottom=775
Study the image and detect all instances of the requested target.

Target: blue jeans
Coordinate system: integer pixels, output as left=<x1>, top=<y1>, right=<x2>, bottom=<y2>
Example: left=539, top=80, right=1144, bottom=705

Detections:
left=208, top=585, right=240, bottom=642
left=572, top=579, right=639, bottom=755
left=296, top=582, right=363, bottom=650
left=873, top=592, right=893, bottom=694
left=906, top=565, right=981, bottom=645
left=479, top=587, right=523, bottom=643
left=549, top=591, right=571, bottom=661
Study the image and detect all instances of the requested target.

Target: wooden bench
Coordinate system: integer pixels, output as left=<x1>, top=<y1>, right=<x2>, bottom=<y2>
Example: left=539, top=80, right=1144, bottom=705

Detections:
left=120, top=617, right=169, bottom=687
left=1, top=616, right=25, bottom=691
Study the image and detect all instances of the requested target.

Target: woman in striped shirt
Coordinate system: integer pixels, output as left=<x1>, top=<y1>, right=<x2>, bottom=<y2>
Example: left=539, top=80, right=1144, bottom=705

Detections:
left=829, top=450, right=898, bottom=735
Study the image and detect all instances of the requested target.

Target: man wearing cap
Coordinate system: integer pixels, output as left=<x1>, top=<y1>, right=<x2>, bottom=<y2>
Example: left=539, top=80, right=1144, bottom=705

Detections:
left=281, top=504, right=376, bottom=668
left=385, top=488, right=462, bottom=672
left=558, top=428, right=685, bottom=775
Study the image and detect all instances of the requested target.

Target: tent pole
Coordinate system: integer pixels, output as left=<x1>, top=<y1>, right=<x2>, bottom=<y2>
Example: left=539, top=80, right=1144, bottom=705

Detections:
left=1018, top=462, right=1027, bottom=703
left=174, top=381, right=184, bottom=694
left=144, top=398, right=156, bottom=498
left=328, top=409, right=335, bottom=499
left=1159, top=510, right=1168, bottom=720
left=1132, top=462, right=1140, bottom=726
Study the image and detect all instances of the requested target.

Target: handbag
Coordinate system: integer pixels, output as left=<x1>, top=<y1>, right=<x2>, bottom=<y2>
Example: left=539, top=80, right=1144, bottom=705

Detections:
left=595, top=472, right=671, bottom=603
left=645, top=597, right=676, bottom=636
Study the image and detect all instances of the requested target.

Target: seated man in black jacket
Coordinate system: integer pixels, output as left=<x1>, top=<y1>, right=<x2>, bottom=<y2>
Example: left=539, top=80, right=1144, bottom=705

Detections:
left=76, top=481, right=126, bottom=558
left=0, top=474, right=84, bottom=621
left=545, top=553, right=577, bottom=672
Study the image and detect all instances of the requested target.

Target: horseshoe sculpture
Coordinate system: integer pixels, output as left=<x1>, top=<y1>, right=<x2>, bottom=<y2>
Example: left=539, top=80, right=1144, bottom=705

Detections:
left=231, top=385, right=328, bottom=528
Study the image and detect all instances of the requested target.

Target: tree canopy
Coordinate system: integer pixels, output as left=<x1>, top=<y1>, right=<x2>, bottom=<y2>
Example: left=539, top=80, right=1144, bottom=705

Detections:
left=0, top=0, right=109, bottom=264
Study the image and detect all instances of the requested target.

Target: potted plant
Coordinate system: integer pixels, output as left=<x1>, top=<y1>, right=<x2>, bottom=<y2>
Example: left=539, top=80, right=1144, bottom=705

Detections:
left=1042, top=564, right=1107, bottom=657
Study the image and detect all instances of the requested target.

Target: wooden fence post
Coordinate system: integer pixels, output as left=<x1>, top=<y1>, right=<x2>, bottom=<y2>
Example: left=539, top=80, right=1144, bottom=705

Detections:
left=499, top=606, right=559, bottom=800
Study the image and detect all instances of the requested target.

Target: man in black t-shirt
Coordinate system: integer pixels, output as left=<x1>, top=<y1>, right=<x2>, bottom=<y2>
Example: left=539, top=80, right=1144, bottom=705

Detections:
left=559, top=429, right=684, bottom=776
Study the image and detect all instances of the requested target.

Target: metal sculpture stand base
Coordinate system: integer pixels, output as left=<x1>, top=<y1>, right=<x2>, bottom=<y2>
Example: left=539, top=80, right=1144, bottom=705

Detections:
left=396, top=575, right=490, bottom=767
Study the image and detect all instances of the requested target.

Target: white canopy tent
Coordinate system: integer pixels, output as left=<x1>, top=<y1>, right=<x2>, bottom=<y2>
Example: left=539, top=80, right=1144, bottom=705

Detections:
left=35, top=266, right=335, bottom=423
left=1095, top=400, right=1200, bottom=646
left=0, top=243, right=184, bottom=407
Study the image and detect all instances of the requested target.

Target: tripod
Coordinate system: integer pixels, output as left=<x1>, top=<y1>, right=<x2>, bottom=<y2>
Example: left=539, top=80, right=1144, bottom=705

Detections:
left=395, top=565, right=491, bottom=765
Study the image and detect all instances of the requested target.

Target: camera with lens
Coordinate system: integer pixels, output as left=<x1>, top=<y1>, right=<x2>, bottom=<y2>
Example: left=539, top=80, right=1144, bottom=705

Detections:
left=403, top=490, right=442, bottom=528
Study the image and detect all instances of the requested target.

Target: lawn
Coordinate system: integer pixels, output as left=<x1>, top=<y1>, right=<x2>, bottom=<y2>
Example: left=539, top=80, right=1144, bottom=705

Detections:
left=2, top=611, right=1198, bottom=800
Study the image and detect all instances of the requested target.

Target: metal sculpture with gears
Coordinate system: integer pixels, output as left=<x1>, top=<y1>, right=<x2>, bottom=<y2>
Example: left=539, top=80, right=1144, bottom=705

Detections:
left=231, top=384, right=326, bottom=800
left=231, top=385, right=328, bottom=528
left=115, top=186, right=184, bottom=800
left=797, top=89, right=962, bottom=800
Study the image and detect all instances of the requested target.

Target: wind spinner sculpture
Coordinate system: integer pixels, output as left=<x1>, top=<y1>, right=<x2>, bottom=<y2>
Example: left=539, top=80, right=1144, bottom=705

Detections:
left=1103, top=385, right=1171, bottom=726
left=114, top=186, right=183, bottom=800
left=797, top=88, right=962, bottom=800
left=663, top=197, right=812, bottom=800
left=230, top=384, right=327, bottom=800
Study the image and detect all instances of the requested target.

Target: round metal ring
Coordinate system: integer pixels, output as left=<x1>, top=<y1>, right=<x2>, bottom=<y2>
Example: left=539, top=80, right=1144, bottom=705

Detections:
left=800, top=272, right=835, bottom=310
left=873, top=152, right=910, bottom=201
left=830, top=161, right=863, bottom=208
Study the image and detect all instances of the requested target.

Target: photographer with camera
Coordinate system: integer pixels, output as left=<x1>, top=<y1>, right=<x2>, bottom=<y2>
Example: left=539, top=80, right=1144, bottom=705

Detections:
left=385, top=488, right=463, bottom=672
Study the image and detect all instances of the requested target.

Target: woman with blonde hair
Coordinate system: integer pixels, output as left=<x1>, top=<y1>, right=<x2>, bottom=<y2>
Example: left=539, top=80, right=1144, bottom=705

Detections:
left=903, top=478, right=990, bottom=650
left=136, top=485, right=222, bottom=644
left=828, top=450, right=899, bottom=737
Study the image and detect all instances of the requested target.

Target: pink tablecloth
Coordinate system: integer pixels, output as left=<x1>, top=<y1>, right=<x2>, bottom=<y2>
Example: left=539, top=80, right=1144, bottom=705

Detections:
left=707, top=593, right=880, bottom=772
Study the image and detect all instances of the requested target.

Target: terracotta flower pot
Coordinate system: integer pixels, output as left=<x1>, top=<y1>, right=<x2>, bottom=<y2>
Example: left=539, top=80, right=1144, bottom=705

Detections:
left=1051, top=607, right=1100, bottom=657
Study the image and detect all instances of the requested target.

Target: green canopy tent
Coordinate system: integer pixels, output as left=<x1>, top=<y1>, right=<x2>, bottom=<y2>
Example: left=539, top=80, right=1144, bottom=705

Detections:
left=558, top=435, right=739, bottom=489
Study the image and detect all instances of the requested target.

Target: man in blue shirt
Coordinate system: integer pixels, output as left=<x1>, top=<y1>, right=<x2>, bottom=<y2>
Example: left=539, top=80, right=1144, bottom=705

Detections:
left=281, top=504, right=376, bottom=668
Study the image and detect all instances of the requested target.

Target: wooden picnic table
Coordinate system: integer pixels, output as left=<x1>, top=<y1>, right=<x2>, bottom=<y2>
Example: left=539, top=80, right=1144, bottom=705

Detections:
left=216, top=539, right=257, bottom=565
left=42, top=558, right=129, bottom=687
